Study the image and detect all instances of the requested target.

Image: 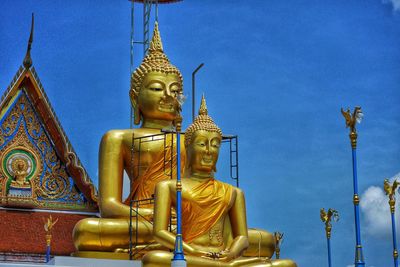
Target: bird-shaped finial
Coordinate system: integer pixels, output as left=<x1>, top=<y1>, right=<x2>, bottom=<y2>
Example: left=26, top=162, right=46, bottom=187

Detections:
left=341, top=106, right=363, bottom=133
left=43, top=215, right=58, bottom=233
left=23, top=13, right=34, bottom=69
left=384, top=179, right=399, bottom=201
left=320, top=208, right=339, bottom=224
left=320, top=208, right=339, bottom=239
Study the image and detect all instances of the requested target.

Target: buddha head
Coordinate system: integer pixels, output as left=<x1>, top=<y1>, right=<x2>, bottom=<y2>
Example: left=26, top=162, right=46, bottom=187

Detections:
left=12, top=158, right=27, bottom=174
left=185, top=96, right=222, bottom=177
left=130, top=23, right=183, bottom=126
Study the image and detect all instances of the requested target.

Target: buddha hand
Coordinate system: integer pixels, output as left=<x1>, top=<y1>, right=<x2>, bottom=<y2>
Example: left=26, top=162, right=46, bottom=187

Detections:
left=217, top=249, right=237, bottom=262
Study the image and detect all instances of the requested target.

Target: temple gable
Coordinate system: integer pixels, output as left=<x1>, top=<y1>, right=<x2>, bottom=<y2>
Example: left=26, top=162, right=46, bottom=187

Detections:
left=0, top=89, right=94, bottom=210
left=0, top=66, right=98, bottom=212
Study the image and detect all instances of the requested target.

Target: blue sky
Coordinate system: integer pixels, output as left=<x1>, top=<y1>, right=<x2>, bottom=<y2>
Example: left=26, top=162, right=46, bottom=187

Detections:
left=1, top=1, right=400, bottom=266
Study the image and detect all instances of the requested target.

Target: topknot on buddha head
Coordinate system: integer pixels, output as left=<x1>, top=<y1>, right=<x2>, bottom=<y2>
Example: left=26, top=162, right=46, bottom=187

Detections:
left=130, top=22, right=183, bottom=124
left=185, top=95, right=223, bottom=147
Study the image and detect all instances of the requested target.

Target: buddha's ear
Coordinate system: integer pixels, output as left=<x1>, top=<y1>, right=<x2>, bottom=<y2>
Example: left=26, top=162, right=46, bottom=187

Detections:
left=184, top=146, right=193, bottom=175
left=129, top=89, right=141, bottom=125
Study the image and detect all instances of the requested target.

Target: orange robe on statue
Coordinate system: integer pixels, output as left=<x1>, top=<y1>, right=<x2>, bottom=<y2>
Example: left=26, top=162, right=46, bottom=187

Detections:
left=125, top=134, right=186, bottom=206
left=182, top=178, right=233, bottom=243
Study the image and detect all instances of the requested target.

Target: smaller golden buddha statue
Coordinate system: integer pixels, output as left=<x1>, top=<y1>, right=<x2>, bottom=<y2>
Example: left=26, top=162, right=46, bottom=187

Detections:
left=142, top=96, right=297, bottom=267
left=11, top=159, right=30, bottom=187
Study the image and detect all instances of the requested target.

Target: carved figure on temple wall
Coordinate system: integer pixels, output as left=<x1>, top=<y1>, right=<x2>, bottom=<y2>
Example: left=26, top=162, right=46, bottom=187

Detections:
left=11, top=159, right=30, bottom=187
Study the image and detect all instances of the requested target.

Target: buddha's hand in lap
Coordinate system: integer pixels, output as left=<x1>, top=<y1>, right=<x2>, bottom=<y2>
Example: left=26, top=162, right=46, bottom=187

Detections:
left=190, top=249, right=212, bottom=259
left=196, top=250, right=236, bottom=262
left=216, top=249, right=237, bottom=262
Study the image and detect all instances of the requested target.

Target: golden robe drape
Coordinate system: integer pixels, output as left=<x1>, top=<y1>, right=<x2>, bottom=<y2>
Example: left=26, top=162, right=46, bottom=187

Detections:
left=182, top=178, right=233, bottom=243
left=125, top=134, right=186, bottom=206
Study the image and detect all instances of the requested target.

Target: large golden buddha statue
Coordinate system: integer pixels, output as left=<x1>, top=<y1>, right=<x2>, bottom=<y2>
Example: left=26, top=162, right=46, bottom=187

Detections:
left=73, top=23, right=185, bottom=256
left=142, top=96, right=297, bottom=266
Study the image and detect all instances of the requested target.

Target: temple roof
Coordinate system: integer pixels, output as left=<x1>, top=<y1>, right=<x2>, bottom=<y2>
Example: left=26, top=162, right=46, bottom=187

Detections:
left=0, top=65, right=98, bottom=207
left=0, top=25, right=98, bottom=208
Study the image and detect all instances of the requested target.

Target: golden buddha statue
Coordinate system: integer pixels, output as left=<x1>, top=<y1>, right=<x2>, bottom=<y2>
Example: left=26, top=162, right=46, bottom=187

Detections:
left=142, top=96, right=296, bottom=266
left=72, top=23, right=185, bottom=256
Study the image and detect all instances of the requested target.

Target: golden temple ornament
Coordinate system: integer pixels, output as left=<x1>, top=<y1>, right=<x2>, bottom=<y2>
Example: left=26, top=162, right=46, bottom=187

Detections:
left=44, top=215, right=58, bottom=243
left=23, top=13, right=34, bottom=69
left=384, top=179, right=399, bottom=213
left=320, top=208, right=339, bottom=239
left=341, top=106, right=363, bottom=149
left=274, top=232, right=284, bottom=259
left=44, top=215, right=58, bottom=262
left=384, top=179, right=399, bottom=266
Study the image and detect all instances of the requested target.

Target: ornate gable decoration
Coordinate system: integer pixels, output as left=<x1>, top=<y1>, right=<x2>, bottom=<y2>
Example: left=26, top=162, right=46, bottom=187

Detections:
left=0, top=17, right=98, bottom=211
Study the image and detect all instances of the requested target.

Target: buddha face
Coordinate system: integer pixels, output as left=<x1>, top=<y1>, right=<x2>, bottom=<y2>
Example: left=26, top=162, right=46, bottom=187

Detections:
left=188, top=130, right=222, bottom=175
left=136, top=71, right=182, bottom=122
left=17, top=162, right=24, bottom=171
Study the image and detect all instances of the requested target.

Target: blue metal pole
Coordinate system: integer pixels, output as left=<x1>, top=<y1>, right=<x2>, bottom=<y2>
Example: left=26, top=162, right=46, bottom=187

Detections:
left=351, top=147, right=365, bottom=267
left=172, top=129, right=186, bottom=266
left=46, top=245, right=50, bottom=263
left=327, top=236, right=332, bottom=267
left=391, top=207, right=399, bottom=267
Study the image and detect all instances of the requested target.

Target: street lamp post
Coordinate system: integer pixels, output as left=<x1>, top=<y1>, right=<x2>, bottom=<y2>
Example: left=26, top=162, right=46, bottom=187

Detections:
left=341, top=106, right=365, bottom=267
left=171, top=114, right=186, bottom=267
left=320, top=208, right=339, bottom=267
left=384, top=179, right=399, bottom=267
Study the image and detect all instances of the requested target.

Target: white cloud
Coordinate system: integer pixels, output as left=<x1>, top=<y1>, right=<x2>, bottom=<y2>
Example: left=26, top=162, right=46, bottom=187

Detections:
left=383, top=0, right=400, bottom=11
left=360, top=172, right=400, bottom=237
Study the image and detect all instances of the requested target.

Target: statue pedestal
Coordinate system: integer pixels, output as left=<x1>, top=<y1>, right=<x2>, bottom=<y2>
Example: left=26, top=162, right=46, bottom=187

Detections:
left=48, top=256, right=141, bottom=267
left=8, top=186, right=32, bottom=197
left=171, top=260, right=187, bottom=267
left=0, top=257, right=142, bottom=267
